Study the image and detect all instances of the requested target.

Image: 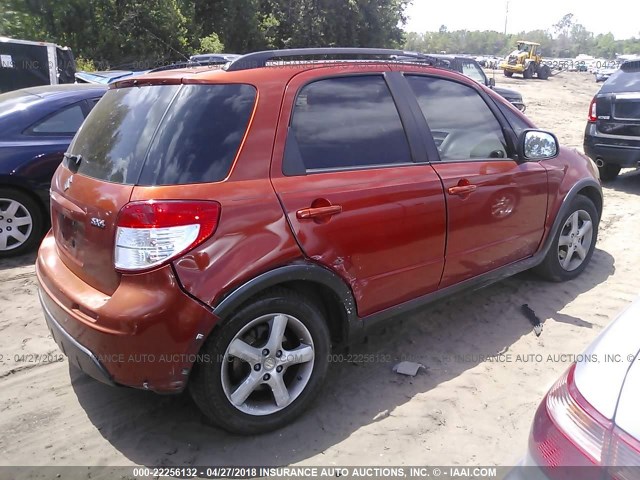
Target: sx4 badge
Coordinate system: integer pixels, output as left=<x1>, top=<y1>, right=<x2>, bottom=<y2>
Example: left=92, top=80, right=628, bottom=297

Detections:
left=90, top=217, right=106, bottom=229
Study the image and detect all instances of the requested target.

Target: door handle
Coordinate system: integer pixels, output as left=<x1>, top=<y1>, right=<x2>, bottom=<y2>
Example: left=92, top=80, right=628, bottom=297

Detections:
left=296, top=204, right=343, bottom=219
left=448, top=184, right=477, bottom=196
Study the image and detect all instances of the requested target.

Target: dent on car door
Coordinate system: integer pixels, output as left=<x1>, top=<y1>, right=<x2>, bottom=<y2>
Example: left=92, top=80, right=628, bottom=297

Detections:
left=270, top=72, right=446, bottom=317
left=405, top=75, right=548, bottom=287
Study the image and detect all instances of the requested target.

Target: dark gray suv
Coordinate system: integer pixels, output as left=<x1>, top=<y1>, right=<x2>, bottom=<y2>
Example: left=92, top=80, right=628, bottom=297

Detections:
left=584, top=59, right=640, bottom=181
left=427, top=54, right=527, bottom=112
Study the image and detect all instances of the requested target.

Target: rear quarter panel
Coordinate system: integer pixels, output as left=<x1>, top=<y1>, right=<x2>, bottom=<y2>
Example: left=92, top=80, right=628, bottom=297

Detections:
left=153, top=70, right=304, bottom=306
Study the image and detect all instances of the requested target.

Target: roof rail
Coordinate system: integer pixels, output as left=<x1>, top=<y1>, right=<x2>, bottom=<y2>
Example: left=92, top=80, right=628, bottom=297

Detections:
left=225, top=48, right=436, bottom=72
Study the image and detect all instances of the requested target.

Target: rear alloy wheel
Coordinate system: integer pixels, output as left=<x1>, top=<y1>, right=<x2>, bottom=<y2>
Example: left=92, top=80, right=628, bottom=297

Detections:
left=534, top=196, right=598, bottom=282
left=0, top=188, right=43, bottom=257
left=189, top=288, right=330, bottom=434
left=598, top=163, right=621, bottom=182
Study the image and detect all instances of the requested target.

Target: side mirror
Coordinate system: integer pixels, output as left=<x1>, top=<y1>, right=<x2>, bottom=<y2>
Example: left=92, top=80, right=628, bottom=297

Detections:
left=518, top=129, right=559, bottom=161
left=488, top=77, right=496, bottom=88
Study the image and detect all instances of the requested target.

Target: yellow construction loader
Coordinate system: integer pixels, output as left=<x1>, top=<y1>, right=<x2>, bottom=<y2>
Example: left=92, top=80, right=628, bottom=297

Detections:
left=500, top=41, right=551, bottom=80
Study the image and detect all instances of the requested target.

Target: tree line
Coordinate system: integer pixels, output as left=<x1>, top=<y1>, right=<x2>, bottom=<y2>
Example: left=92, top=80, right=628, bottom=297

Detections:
left=0, top=0, right=410, bottom=69
left=1, top=5, right=638, bottom=69
left=405, top=14, right=640, bottom=59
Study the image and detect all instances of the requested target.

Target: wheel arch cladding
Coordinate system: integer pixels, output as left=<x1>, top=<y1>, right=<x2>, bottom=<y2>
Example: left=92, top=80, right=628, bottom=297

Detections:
left=211, top=263, right=360, bottom=345
left=577, top=185, right=603, bottom=219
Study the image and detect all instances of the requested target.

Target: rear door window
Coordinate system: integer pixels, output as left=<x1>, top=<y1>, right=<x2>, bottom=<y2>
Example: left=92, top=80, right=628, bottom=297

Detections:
left=284, top=75, right=412, bottom=174
left=68, top=84, right=256, bottom=185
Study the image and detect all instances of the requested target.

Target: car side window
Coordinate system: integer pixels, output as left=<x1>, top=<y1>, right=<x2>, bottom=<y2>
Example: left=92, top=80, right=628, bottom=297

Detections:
left=461, top=60, right=487, bottom=84
left=284, top=76, right=412, bottom=174
left=87, top=98, right=101, bottom=112
left=29, top=104, right=85, bottom=135
left=406, top=75, right=509, bottom=162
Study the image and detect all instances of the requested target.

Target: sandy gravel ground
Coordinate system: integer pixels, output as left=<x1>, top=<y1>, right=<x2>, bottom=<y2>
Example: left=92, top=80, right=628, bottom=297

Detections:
left=1, top=72, right=639, bottom=475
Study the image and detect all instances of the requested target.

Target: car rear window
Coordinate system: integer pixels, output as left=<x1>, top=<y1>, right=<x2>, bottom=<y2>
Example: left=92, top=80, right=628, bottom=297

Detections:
left=600, top=68, right=640, bottom=94
left=67, top=83, right=256, bottom=185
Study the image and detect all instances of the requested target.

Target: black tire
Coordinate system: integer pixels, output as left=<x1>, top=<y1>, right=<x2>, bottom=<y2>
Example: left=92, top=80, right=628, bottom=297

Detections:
left=538, top=65, right=550, bottom=80
left=598, top=163, right=621, bottom=182
left=189, top=287, right=331, bottom=434
left=0, top=187, right=44, bottom=258
left=534, top=195, right=599, bottom=282
left=503, top=70, right=513, bottom=78
left=523, top=63, right=534, bottom=79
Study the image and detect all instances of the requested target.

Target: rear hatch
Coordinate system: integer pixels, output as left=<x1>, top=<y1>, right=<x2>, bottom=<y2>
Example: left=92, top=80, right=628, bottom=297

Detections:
left=596, top=92, right=640, bottom=137
left=596, top=61, right=640, bottom=138
left=51, top=81, right=256, bottom=295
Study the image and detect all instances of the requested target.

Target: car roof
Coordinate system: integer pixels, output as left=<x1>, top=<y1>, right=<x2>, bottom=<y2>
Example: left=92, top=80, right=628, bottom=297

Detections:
left=112, top=60, right=461, bottom=90
left=427, top=54, right=476, bottom=62
left=428, top=54, right=456, bottom=60
left=516, top=41, right=540, bottom=45
left=112, top=48, right=478, bottom=89
left=190, top=53, right=240, bottom=61
left=17, top=83, right=107, bottom=98
left=74, top=70, right=148, bottom=84
left=0, top=84, right=106, bottom=127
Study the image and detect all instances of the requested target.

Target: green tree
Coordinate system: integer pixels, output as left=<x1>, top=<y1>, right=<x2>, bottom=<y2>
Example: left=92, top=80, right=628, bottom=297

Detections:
left=198, top=33, right=224, bottom=54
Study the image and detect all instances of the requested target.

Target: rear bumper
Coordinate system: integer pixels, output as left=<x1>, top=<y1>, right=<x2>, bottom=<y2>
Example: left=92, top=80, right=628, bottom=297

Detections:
left=584, top=123, right=640, bottom=167
left=39, top=288, right=114, bottom=386
left=36, top=232, right=221, bottom=393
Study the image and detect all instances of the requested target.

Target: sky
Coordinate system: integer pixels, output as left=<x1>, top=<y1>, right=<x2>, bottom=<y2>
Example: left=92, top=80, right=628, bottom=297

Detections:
left=404, top=0, right=640, bottom=40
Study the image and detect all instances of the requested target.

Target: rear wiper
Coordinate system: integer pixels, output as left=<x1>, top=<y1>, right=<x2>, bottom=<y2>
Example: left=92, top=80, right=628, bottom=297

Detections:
left=63, top=152, right=82, bottom=172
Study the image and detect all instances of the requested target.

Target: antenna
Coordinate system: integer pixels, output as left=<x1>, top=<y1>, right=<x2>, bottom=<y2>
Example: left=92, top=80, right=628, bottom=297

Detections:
left=140, top=26, right=190, bottom=62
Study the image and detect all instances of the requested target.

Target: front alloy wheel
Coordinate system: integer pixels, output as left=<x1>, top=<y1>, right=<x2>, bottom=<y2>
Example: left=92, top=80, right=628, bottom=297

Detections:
left=557, top=210, right=593, bottom=272
left=190, top=288, right=330, bottom=434
left=534, top=195, right=598, bottom=282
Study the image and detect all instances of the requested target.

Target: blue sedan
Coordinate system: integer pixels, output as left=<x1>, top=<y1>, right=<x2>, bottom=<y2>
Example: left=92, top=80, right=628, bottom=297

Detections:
left=0, top=84, right=106, bottom=256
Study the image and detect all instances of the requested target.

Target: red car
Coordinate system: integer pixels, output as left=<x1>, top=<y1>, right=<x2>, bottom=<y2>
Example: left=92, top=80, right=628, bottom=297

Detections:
left=36, top=48, right=603, bottom=434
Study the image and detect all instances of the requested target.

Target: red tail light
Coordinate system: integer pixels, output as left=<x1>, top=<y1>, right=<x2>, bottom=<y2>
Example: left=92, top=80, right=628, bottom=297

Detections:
left=114, top=200, right=220, bottom=272
left=588, top=97, right=597, bottom=122
left=529, top=364, right=640, bottom=479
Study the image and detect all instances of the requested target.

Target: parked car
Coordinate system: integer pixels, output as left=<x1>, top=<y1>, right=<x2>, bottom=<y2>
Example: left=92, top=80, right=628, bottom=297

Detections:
left=36, top=48, right=602, bottom=435
left=0, top=36, right=75, bottom=93
left=507, top=299, right=640, bottom=479
left=0, top=84, right=106, bottom=256
left=584, top=59, right=640, bottom=181
left=74, top=70, right=147, bottom=85
left=189, top=53, right=241, bottom=64
left=595, top=66, right=619, bottom=83
left=426, top=54, right=527, bottom=112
